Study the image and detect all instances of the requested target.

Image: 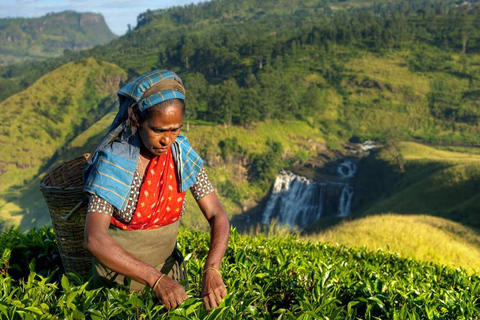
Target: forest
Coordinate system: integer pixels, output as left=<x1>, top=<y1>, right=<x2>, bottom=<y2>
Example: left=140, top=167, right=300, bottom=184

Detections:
left=1, top=0, right=480, bottom=145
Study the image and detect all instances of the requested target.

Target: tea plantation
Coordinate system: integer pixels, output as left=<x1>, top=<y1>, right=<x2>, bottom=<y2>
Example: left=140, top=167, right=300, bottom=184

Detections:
left=1, top=227, right=479, bottom=319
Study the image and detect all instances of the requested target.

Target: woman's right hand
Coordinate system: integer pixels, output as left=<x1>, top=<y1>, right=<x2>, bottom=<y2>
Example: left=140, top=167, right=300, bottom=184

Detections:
left=153, top=275, right=188, bottom=310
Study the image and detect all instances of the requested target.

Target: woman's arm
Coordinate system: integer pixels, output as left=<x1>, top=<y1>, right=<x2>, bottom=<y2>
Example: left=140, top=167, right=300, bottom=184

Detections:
left=196, top=192, right=230, bottom=309
left=84, top=210, right=188, bottom=310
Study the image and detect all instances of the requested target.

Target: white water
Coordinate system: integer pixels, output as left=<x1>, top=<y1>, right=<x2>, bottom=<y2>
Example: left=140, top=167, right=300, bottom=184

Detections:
left=262, top=161, right=356, bottom=228
left=338, top=184, right=354, bottom=217
left=337, top=160, right=356, bottom=178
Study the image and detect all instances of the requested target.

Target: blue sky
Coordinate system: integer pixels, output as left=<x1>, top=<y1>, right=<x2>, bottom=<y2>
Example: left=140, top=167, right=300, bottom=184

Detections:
left=0, top=0, right=206, bottom=35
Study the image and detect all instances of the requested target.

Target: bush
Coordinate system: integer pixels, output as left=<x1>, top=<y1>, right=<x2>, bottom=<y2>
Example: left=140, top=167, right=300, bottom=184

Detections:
left=1, top=227, right=479, bottom=319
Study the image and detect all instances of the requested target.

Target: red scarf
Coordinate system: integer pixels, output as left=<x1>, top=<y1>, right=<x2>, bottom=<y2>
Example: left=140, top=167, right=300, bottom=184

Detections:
left=111, top=150, right=186, bottom=230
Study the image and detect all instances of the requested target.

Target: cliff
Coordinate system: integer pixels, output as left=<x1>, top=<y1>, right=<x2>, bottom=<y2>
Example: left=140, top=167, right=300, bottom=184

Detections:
left=0, top=11, right=116, bottom=65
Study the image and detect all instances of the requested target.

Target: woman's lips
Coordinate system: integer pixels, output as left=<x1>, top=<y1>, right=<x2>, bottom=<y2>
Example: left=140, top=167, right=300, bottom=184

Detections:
left=154, top=147, right=168, bottom=153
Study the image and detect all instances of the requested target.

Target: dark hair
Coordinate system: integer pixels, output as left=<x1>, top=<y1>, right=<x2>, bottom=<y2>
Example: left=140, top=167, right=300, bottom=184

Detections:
left=134, top=98, right=185, bottom=125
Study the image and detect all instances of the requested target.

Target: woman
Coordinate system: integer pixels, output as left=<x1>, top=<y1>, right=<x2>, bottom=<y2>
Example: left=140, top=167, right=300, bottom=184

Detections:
left=83, top=70, right=229, bottom=310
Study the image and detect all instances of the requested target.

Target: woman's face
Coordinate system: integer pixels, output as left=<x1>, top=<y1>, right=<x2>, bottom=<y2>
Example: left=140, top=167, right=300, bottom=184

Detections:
left=138, top=101, right=184, bottom=156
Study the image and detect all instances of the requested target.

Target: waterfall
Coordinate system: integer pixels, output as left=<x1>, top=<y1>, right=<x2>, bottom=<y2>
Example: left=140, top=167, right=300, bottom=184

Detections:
left=338, top=184, right=354, bottom=217
left=337, top=160, right=356, bottom=178
left=262, top=161, right=357, bottom=228
left=261, top=171, right=326, bottom=227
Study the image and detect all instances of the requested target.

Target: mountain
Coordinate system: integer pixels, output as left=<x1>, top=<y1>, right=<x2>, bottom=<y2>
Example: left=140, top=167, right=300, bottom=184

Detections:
left=0, top=58, right=126, bottom=199
left=1, top=0, right=479, bottom=143
left=0, top=11, right=116, bottom=65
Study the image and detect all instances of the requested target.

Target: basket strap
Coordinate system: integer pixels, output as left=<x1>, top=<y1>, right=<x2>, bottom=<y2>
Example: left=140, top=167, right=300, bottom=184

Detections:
left=61, top=198, right=85, bottom=221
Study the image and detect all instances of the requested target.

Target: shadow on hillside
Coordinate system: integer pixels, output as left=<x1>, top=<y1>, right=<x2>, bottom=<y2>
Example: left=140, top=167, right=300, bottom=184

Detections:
left=302, top=153, right=480, bottom=235
left=230, top=195, right=269, bottom=234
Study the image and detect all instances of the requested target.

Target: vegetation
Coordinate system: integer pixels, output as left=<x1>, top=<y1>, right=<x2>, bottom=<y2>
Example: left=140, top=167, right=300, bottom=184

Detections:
left=0, top=11, right=116, bottom=66
left=352, top=142, right=480, bottom=228
left=1, top=0, right=480, bottom=317
left=0, top=59, right=126, bottom=227
left=308, top=214, right=480, bottom=274
left=0, top=0, right=478, bottom=232
left=1, top=226, right=479, bottom=319
left=1, top=0, right=480, bottom=143
left=0, top=58, right=126, bottom=195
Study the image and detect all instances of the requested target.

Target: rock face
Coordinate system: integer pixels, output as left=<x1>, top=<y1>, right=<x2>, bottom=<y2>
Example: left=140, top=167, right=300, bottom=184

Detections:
left=0, top=11, right=116, bottom=65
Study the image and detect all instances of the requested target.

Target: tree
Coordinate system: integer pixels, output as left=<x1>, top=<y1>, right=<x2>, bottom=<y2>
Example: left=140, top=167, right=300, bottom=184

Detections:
left=247, top=139, right=283, bottom=187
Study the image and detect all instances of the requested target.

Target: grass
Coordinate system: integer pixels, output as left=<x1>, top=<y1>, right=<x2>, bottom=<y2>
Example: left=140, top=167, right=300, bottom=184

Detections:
left=342, top=50, right=480, bottom=142
left=0, top=58, right=126, bottom=194
left=401, top=141, right=480, bottom=162
left=345, top=51, right=432, bottom=97
left=307, top=214, right=480, bottom=274
left=353, top=142, right=480, bottom=228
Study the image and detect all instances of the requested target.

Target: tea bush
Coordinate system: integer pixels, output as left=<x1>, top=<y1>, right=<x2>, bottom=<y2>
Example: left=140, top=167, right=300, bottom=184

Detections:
left=1, top=227, right=479, bottom=319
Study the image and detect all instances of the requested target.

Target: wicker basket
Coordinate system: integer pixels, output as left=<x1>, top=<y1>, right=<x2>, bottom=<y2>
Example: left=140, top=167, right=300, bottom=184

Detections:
left=40, top=154, right=92, bottom=275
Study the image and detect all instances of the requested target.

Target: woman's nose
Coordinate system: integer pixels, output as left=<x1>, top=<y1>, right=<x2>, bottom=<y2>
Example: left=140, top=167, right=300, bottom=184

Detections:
left=160, top=134, right=171, bottom=146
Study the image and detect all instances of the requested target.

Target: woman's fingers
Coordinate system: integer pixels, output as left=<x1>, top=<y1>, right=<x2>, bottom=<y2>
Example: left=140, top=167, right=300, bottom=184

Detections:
left=201, top=271, right=228, bottom=309
left=204, top=292, right=219, bottom=309
left=203, top=286, right=226, bottom=309
left=203, top=296, right=211, bottom=310
left=154, top=275, right=188, bottom=310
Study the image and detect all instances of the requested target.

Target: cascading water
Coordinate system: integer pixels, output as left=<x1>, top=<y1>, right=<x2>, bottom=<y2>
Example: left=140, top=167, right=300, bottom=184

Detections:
left=262, top=161, right=356, bottom=228
left=338, top=184, right=354, bottom=217
left=261, top=171, right=326, bottom=227
left=337, top=160, right=356, bottom=178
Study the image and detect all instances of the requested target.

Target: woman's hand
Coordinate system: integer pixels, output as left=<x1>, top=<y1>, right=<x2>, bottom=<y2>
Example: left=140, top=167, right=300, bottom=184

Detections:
left=153, top=275, right=188, bottom=310
left=202, top=269, right=227, bottom=309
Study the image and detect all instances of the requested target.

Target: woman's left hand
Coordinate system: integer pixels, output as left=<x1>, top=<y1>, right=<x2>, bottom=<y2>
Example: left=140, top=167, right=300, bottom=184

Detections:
left=202, top=269, right=227, bottom=309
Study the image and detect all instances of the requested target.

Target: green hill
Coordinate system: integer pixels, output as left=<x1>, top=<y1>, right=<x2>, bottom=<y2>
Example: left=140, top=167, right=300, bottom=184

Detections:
left=0, top=0, right=479, bottom=143
left=308, top=214, right=480, bottom=274
left=0, top=58, right=126, bottom=227
left=0, top=227, right=479, bottom=318
left=0, top=114, right=325, bottom=230
left=0, top=11, right=116, bottom=65
left=352, top=142, right=480, bottom=228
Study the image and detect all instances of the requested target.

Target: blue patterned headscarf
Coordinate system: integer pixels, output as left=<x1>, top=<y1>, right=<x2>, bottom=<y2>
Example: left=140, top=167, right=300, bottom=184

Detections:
left=84, top=70, right=203, bottom=211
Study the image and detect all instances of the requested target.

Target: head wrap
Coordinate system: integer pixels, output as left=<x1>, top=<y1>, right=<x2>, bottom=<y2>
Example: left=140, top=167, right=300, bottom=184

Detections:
left=84, top=70, right=203, bottom=211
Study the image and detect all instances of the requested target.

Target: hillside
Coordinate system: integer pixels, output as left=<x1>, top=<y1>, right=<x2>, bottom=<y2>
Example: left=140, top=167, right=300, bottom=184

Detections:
left=0, top=11, right=116, bottom=65
left=1, top=227, right=479, bottom=318
left=0, top=114, right=325, bottom=230
left=351, top=142, right=480, bottom=227
left=307, top=214, right=480, bottom=274
left=0, top=0, right=478, bottom=145
left=0, top=58, right=126, bottom=227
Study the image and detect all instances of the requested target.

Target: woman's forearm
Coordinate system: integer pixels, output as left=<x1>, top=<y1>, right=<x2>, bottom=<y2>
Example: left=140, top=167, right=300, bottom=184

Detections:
left=204, top=211, right=230, bottom=269
left=197, top=193, right=230, bottom=269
